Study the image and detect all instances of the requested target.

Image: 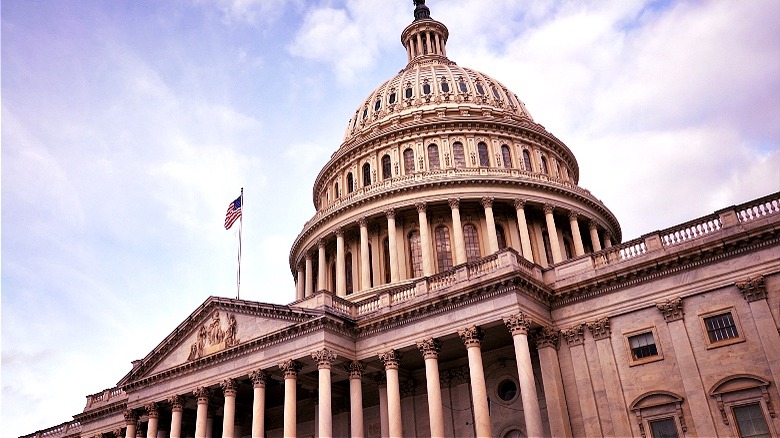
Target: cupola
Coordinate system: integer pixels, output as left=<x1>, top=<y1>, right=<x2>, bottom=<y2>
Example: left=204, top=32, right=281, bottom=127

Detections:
left=401, top=0, right=449, bottom=65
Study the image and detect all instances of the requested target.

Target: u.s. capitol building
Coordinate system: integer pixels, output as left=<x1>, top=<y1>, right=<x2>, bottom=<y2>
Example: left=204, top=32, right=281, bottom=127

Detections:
left=24, top=1, right=780, bottom=437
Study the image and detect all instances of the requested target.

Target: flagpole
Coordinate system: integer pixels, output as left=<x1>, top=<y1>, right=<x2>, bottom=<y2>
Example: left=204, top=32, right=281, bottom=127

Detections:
left=237, top=187, right=243, bottom=300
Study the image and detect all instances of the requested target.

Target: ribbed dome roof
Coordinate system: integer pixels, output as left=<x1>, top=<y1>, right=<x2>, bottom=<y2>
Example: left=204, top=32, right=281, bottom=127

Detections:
left=343, top=62, right=534, bottom=142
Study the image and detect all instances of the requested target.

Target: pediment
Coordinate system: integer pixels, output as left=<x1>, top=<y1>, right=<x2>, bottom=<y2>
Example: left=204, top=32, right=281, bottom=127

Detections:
left=630, top=391, right=683, bottom=411
left=118, top=297, right=319, bottom=386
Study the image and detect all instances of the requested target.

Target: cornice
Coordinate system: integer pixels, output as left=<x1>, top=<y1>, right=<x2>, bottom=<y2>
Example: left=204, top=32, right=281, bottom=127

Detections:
left=73, top=399, right=127, bottom=423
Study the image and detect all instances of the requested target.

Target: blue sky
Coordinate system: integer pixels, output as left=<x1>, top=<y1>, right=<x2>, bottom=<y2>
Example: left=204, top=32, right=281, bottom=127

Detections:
left=2, top=0, right=779, bottom=435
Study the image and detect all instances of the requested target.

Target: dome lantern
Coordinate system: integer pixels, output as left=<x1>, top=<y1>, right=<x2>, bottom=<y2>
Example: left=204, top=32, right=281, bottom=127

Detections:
left=402, top=0, right=448, bottom=64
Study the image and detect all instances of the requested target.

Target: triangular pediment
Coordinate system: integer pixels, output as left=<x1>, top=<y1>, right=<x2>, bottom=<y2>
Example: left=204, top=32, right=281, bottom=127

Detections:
left=118, top=296, right=320, bottom=386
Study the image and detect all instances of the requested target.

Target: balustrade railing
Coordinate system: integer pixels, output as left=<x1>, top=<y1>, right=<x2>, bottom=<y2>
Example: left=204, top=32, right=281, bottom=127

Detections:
left=356, top=296, right=381, bottom=315
left=468, top=253, right=500, bottom=277
left=737, top=194, right=780, bottom=222
left=86, top=387, right=126, bottom=408
left=428, top=271, right=456, bottom=291
left=27, top=421, right=81, bottom=438
left=661, top=215, right=722, bottom=247
left=390, top=285, right=416, bottom=304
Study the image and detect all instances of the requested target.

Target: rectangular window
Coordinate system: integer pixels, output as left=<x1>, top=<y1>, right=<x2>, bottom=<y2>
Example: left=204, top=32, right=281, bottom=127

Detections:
left=733, top=403, right=770, bottom=438
left=705, top=312, right=739, bottom=343
left=629, top=332, right=658, bottom=360
left=649, top=418, right=679, bottom=438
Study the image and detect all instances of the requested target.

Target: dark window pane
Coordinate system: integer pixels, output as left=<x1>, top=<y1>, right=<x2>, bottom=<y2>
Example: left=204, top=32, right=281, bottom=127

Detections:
left=408, top=231, right=423, bottom=277
left=476, top=82, right=485, bottom=95
left=522, top=150, right=532, bottom=171
left=629, top=332, right=658, bottom=359
left=501, top=145, right=512, bottom=168
left=389, top=92, right=397, bottom=104
left=441, top=81, right=450, bottom=93
left=382, top=154, right=392, bottom=179
left=347, top=173, right=354, bottom=193
left=423, top=83, right=431, bottom=95
left=649, top=418, right=679, bottom=438
left=362, top=106, right=368, bottom=119
left=374, top=99, right=381, bottom=111
left=334, top=182, right=339, bottom=198
left=405, top=87, right=413, bottom=99
left=497, top=380, right=517, bottom=401
left=540, top=156, right=548, bottom=174
left=734, top=403, right=770, bottom=438
left=705, top=313, right=739, bottom=343
left=464, top=224, right=481, bottom=262
left=459, top=81, right=468, bottom=93
left=383, top=237, right=391, bottom=284
left=496, top=225, right=507, bottom=250
left=363, top=163, right=371, bottom=186
left=345, top=253, right=353, bottom=295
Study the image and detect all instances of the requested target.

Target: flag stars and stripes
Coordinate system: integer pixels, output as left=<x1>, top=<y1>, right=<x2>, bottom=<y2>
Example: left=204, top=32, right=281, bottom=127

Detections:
left=225, top=195, right=242, bottom=230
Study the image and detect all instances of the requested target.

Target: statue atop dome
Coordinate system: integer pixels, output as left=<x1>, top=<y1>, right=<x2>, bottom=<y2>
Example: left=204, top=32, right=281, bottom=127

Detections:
left=413, top=0, right=431, bottom=21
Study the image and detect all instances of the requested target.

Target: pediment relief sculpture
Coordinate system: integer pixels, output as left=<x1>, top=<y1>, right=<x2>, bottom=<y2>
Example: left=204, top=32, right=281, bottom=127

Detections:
left=187, top=311, right=239, bottom=361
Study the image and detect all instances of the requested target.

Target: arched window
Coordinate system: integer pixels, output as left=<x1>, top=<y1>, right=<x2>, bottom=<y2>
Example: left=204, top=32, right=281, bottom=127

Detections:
left=381, top=154, right=392, bottom=179
left=363, top=162, right=371, bottom=186
left=408, top=230, right=423, bottom=278
left=362, top=106, right=368, bottom=120
left=427, top=144, right=440, bottom=170
left=434, top=226, right=453, bottom=272
left=522, top=150, right=532, bottom=171
left=441, top=79, right=450, bottom=93
left=496, top=224, right=507, bottom=250
left=464, top=224, right=481, bottom=262
left=345, top=252, right=353, bottom=295
left=334, top=181, right=339, bottom=198
left=347, top=173, right=354, bottom=193
left=388, top=91, right=397, bottom=104
left=540, top=156, right=549, bottom=174
left=374, top=99, right=381, bottom=111
left=478, top=142, right=490, bottom=166
left=403, top=148, right=415, bottom=174
left=501, top=145, right=512, bottom=168
left=453, top=142, right=466, bottom=168
left=383, top=237, right=391, bottom=284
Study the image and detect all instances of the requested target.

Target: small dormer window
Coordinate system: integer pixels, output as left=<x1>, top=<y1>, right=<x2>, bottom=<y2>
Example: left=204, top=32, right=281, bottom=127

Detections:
left=389, top=91, right=397, bottom=104
left=423, top=82, right=431, bottom=95
left=362, top=106, right=368, bottom=119
left=491, top=85, right=500, bottom=100
left=405, top=86, right=413, bottom=99
left=458, top=79, right=468, bottom=93
left=476, top=82, right=485, bottom=95
left=441, top=79, right=450, bottom=93
left=374, top=99, right=381, bottom=111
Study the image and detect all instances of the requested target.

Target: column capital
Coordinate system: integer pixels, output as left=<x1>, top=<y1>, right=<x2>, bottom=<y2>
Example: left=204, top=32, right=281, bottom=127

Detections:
left=448, top=198, right=460, bottom=209
left=562, top=324, right=585, bottom=347
left=568, top=210, right=580, bottom=221
left=543, top=203, right=555, bottom=215
left=504, top=313, right=532, bottom=336
left=513, top=198, right=526, bottom=209
left=481, top=196, right=494, bottom=208
left=415, top=201, right=427, bottom=213
left=535, top=326, right=561, bottom=350
left=458, top=325, right=484, bottom=348
left=657, top=297, right=684, bottom=322
left=312, top=348, right=338, bottom=369
left=249, top=369, right=268, bottom=388
left=193, top=387, right=210, bottom=404
left=221, top=378, right=237, bottom=397
left=588, top=219, right=598, bottom=230
left=145, top=402, right=159, bottom=419
left=112, top=429, right=122, bottom=438
left=358, top=217, right=368, bottom=228
left=385, top=208, right=396, bottom=220
left=347, top=360, right=364, bottom=379
left=124, top=409, right=138, bottom=423
left=168, top=395, right=184, bottom=412
left=417, top=338, right=442, bottom=360
left=737, top=276, right=767, bottom=302
left=317, top=238, right=325, bottom=248
left=334, top=227, right=344, bottom=237
left=279, top=359, right=302, bottom=379
left=586, top=317, right=611, bottom=340
left=379, top=349, right=402, bottom=370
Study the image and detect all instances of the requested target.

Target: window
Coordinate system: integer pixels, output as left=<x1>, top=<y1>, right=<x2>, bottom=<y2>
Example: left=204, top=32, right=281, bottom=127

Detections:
left=501, top=145, right=512, bottom=168
left=334, top=181, right=339, bottom=198
left=700, top=308, right=744, bottom=348
left=362, top=106, right=368, bottom=120
left=710, top=375, right=775, bottom=438
left=496, top=224, right=507, bottom=250
left=625, top=327, right=663, bottom=366
left=427, top=144, right=440, bottom=170
left=497, top=379, right=518, bottom=402
left=408, top=230, right=423, bottom=277
left=381, top=154, right=392, bottom=179
left=403, top=148, right=415, bottom=174
left=464, top=224, right=481, bottom=262
left=475, top=82, right=485, bottom=95
left=491, top=85, right=501, bottom=100
left=347, top=173, right=354, bottom=193
left=383, top=237, right=391, bottom=284
left=630, top=391, right=686, bottom=438
left=345, top=252, right=354, bottom=295
left=522, top=149, right=532, bottom=171
left=374, top=99, right=381, bottom=111
left=452, top=142, right=466, bottom=168
left=458, top=79, right=468, bottom=93
left=734, top=403, right=770, bottom=438
left=477, top=142, right=489, bottom=166
left=405, top=86, right=413, bottom=99
left=422, top=82, right=431, bottom=95
left=441, top=79, right=450, bottom=93
left=540, top=156, right=549, bottom=174
left=388, top=91, right=397, bottom=104
left=649, top=418, right=679, bottom=438
left=434, top=226, right=453, bottom=272
left=362, top=163, right=371, bottom=186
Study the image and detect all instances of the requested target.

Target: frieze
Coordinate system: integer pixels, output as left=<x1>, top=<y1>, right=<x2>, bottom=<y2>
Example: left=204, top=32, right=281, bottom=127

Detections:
left=737, top=276, right=766, bottom=302
left=187, top=311, right=239, bottom=361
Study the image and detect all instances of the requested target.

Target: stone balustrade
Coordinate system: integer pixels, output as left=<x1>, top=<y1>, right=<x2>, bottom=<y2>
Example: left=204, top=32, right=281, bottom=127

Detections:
left=21, top=421, right=81, bottom=438
left=737, top=193, right=780, bottom=222
left=85, top=386, right=127, bottom=408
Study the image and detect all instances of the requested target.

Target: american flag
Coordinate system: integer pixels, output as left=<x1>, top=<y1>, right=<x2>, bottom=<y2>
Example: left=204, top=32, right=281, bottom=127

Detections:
left=224, top=195, right=242, bottom=230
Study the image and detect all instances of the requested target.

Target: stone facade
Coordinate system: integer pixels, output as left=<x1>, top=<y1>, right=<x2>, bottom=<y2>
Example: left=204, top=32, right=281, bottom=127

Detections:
left=23, top=2, right=780, bottom=438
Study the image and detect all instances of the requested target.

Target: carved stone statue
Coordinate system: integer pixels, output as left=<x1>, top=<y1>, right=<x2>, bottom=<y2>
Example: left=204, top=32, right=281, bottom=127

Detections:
left=208, top=311, right=224, bottom=345
left=224, top=314, right=237, bottom=347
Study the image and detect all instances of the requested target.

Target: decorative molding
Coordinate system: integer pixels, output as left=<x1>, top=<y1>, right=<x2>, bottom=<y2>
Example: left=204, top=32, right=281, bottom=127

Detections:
left=535, top=326, right=561, bottom=350
left=448, top=198, right=460, bottom=209
left=144, top=402, right=158, bottom=419
left=737, top=276, right=766, bottom=302
left=657, top=297, right=684, bottom=323
left=568, top=210, right=579, bottom=221
left=187, top=311, right=239, bottom=361
left=385, top=208, right=395, bottom=220
left=168, top=395, right=183, bottom=412
left=417, top=338, right=442, bottom=360
left=562, top=324, right=585, bottom=347
left=347, top=360, right=364, bottom=379
left=513, top=198, right=526, bottom=210
left=221, top=378, right=237, bottom=397
left=504, top=313, right=531, bottom=336
left=481, top=197, right=494, bottom=209
left=193, top=387, right=210, bottom=404
left=458, top=325, right=484, bottom=348
left=586, top=317, right=611, bottom=340
left=379, top=349, right=402, bottom=370
left=123, top=409, right=138, bottom=423
left=279, top=359, right=301, bottom=379
left=250, top=369, right=268, bottom=388
left=311, top=348, right=338, bottom=369
left=358, top=217, right=368, bottom=228
left=415, top=201, right=427, bottom=213
left=543, top=204, right=555, bottom=215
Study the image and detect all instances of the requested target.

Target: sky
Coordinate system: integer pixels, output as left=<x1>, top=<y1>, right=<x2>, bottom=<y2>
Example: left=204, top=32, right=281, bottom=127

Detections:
left=2, top=0, right=779, bottom=435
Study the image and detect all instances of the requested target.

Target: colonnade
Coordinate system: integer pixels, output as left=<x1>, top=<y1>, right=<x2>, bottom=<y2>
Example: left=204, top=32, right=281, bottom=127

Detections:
left=120, top=312, right=569, bottom=438
left=295, top=197, right=614, bottom=300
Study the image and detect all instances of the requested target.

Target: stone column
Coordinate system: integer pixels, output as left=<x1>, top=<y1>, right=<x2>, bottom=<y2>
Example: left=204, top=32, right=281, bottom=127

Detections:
left=124, top=410, right=138, bottom=438
left=586, top=318, right=632, bottom=437
left=458, top=326, right=492, bottom=438
left=249, top=370, right=267, bottom=438
left=312, top=348, right=337, bottom=438
left=318, top=239, right=327, bottom=291
left=375, top=373, right=390, bottom=438
left=336, top=228, right=346, bottom=296
left=739, top=276, right=780, bottom=386
left=417, top=338, right=445, bottom=438
left=193, top=387, right=209, bottom=438
left=514, top=199, right=534, bottom=262
left=544, top=204, right=563, bottom=263
left=568, top=211, right=585, bottom=256
left=481, top=197, right=500, bottom=254
left=603, top=233, right=612, bottom=249
left=305, top=254, right=314, bottom=297
left=503, top=314, right=543, bottom=438
left=386, top=209, right=400, bottom=282
left=279, top=360, right=302, bottom=438
left=416, top=202, right=434, bottom=276
left=145, top=403, right=158, bottom=438
left=206, top=407, right=215, bottom=438
left=379, top=350, right=404, bottom=437
left=562, top=325, right=602, bottom=437
left=169, top=396, right=184, bottom=438
left=449, top=199, right=467, bottom=265
left=656, top=298, right=718, bottom=437
left=535, top=327, right=572, bottom=438
left=359, top=218, right=371, bottom=290
left=296, top=266, right=305, bottom=300
left=416, top=33, right=423, bottom=57
left=221, top=378, right=237, bottom=438
left=348, top=361, right=365, bottom=438
left=588, top=221, right=602, bottom=252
